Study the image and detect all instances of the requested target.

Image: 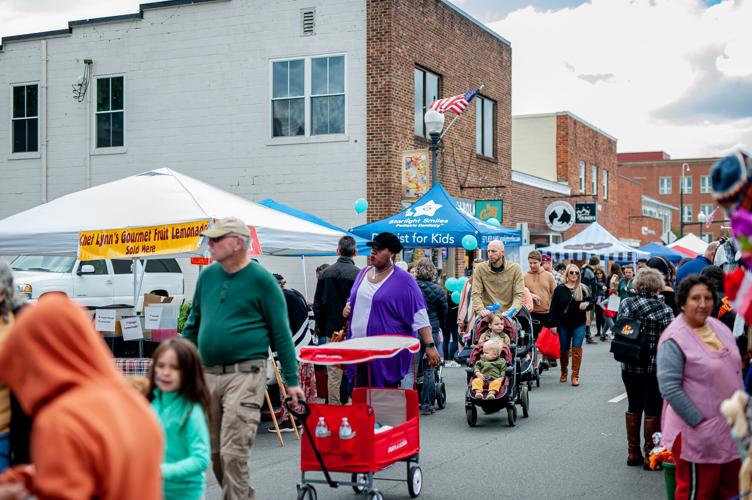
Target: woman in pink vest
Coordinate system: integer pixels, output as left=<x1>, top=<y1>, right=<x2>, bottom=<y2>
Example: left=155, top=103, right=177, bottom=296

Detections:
left=657, top=275, right=742, bottom=500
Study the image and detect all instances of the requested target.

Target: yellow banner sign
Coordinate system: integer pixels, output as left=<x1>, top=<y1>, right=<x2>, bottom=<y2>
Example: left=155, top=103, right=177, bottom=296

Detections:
left=78, top=220, right=210, bottom=260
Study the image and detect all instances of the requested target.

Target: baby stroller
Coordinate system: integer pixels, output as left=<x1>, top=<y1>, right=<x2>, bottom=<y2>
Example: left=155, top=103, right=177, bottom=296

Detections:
left=416, top=359, right=446, bottom=410
left=514, top=307, right=542, bottom=390
left=464, top=308, right=531, bottom=427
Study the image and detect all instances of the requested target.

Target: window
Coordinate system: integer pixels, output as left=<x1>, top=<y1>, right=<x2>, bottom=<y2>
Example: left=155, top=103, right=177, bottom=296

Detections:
left=700, top=204, right=714, bottom=218
left=700, top=175, right=711, bottom=194
left=272, top=56, right=345, bottom=137
left=475, top=95, right=495, bottom=157
left=11, top=84, right=38, bottom=153
left=602, top=170, right=608, bottom=199
left=683, top=204, right=692, bottom=223
left=579, top=161, right=586, bottom=192
left=682, top=175, right=692, bottom=194
left=414, top=67, right=440, bottom=137
left=659, top=176, right=672, bottom=195
left=79, top=260, right=108, bottom=275
left=145, top=259, right=181, bottom=273
left=591, top=165, right=598, bottom=195
left=111, top=260, right=134, bottom=274
left=95, top=76, right=124, bottom=148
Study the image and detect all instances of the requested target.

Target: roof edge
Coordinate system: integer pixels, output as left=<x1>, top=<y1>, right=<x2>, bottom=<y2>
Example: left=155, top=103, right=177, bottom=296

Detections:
left=439, top=0, right=511, bottom=47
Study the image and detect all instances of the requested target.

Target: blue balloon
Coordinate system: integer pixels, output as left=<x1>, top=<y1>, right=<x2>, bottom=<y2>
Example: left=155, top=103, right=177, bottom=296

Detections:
left=354, top=198, right=369, bottom=214
left=445, top=277, right=459, bottom=292
left=451, top=291, right=461, bottom=304
left=457, top=276, right=469, bottom=290
left=462, top=234, right=478, bottom=251
left=486, top=217, right=500, bottom=227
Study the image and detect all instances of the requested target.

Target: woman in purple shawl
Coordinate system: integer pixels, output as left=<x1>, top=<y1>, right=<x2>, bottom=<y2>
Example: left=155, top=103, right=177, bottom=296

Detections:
left=344, top=233, right=441, bottom=390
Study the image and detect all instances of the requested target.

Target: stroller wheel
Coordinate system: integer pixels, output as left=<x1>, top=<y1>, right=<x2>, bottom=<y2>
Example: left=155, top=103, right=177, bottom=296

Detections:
left=521, top=385, right=530, bottom=418
left=507, top=406, right=517, bottom=427
left=466, top=406, right=477, bottom=427
left=297, top=484, right=317, bottom=500
left=436, top=384, right=447, bottom=409
left=367, top=490, right=384, bottom=500
left=407, top=465, right=423, bottom=497
left=351, top=473, right=367, bottom=494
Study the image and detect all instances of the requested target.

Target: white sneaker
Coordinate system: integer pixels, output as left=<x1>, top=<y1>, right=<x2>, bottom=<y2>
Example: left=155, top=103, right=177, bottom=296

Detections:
left=445, top=361, right=461, bottom=368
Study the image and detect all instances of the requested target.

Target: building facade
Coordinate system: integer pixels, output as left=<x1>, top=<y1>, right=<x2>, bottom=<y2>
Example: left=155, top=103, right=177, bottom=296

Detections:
left=617, top=151, right=723, bottom=242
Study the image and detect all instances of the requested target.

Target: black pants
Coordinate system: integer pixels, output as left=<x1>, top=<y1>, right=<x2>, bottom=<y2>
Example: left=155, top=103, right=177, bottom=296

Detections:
left=529, top=312, right=548, bottom=336
left=621, top=370, right=662, bottom=417
left=594, top=304, right=605, bottom=335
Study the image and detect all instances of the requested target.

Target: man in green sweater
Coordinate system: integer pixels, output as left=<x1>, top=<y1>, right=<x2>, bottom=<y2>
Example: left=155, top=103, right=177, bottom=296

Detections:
left=471, top=240, right=525, bottom=319
left=182, top=217, right=303, bottom=500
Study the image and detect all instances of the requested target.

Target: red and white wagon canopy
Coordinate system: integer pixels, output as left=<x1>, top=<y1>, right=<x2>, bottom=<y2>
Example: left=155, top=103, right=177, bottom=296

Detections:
left=298, top=336, right=420, bottom=365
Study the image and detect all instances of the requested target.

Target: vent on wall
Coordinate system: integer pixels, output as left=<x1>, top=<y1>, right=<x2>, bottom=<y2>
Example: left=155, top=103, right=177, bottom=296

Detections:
left=301, top=8, right=315, bottom=36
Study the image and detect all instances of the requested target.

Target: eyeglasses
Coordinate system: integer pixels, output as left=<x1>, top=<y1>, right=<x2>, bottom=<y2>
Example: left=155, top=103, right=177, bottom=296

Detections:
left=568, top=271, right=580, bottom=276
left=208, top=234, right=240, bottom=244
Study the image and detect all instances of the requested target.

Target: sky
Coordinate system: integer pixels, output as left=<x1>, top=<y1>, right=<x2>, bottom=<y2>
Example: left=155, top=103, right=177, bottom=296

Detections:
left=1, top=0, right=749, bottom=158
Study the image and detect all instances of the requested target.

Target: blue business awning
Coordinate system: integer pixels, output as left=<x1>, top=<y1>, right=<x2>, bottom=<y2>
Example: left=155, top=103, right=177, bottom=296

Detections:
left=638, top=242, right=685, bottom=264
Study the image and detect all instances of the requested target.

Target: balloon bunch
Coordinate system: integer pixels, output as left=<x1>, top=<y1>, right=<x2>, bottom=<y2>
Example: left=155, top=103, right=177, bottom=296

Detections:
left=445, top=276, right=469, bottom=304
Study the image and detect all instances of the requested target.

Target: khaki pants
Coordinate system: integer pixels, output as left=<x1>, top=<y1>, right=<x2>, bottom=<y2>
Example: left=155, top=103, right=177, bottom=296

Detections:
left=205, top=360, right=266, bottom=500
left=327, top=365, right=344, bottom=405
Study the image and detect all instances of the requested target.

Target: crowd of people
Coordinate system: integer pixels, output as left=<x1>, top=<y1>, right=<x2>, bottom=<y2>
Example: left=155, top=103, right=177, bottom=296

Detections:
left=0, top=215, right=747, bottom=499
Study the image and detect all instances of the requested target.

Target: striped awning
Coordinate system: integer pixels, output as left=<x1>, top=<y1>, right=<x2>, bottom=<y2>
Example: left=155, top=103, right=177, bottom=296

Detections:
left=538, top=222, right=649, bottom=262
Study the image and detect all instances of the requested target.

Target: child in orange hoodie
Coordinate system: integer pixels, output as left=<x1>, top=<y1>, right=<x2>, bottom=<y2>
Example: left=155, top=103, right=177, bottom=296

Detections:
left=0, top=294, right=164, bottom=500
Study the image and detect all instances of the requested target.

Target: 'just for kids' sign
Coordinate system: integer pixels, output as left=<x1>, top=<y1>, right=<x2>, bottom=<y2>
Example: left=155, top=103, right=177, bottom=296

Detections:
left=78, top=220, right=210, bottom=260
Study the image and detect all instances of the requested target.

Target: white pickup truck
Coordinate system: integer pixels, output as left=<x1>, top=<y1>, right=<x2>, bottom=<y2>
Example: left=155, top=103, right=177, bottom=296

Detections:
left=11, top=255, right=185, bottom=309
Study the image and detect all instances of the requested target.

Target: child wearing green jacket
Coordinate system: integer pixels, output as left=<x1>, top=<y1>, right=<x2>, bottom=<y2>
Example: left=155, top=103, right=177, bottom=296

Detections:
left=148, top=338, right=211, bottom=500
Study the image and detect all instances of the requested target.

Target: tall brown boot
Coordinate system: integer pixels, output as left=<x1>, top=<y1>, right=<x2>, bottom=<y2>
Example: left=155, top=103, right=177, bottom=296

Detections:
left=559, top=350, right=569, bottom=383
left=571, top=347, right=582, bottom=386
left=643, top=416, right=661, bottom=470
left=625, top=412, right=644, bottom=466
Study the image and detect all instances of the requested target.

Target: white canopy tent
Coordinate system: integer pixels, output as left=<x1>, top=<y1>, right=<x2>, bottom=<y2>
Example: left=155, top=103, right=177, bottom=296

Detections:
left=668, top=233, right=708, bottom=255
left=0, top=168, right=346, bottom=257
left=538, top=222, right=649, bottom=262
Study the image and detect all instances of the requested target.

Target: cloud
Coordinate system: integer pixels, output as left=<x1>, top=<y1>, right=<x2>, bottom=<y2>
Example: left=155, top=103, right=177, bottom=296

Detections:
left=481, top=0, right=752, bottom=157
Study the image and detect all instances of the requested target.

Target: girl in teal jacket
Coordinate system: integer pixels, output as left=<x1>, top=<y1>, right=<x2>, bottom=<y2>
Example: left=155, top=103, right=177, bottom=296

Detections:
left=148, top=338, right=211, bottom=500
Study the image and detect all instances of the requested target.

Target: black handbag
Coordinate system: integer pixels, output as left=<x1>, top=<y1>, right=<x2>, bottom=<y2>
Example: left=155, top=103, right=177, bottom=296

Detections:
left=609, top=316, right=647, bottom=364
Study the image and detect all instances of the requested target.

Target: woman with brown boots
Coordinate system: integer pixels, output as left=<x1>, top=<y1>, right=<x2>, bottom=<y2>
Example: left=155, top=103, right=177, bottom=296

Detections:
left=616, top=268, right=674, bottom=469
left=549, top=264, right=593, bottom=386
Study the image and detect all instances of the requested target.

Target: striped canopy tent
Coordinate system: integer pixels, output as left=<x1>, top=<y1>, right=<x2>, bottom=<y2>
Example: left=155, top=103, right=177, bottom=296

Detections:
left=538, top=222, right=649, bottom=262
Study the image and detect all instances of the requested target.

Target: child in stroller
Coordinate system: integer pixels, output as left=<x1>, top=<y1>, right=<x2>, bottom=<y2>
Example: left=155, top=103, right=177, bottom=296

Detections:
left=471, top=338, right=506, bottom=399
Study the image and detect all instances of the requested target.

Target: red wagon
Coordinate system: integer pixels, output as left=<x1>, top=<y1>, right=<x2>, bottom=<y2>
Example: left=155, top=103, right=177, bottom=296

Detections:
left=287, top=336, right=424, bottom=500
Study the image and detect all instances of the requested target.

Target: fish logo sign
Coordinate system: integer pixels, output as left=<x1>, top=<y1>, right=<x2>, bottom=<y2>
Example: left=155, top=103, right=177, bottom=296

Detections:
left=406, top=200, right=442, bottom=217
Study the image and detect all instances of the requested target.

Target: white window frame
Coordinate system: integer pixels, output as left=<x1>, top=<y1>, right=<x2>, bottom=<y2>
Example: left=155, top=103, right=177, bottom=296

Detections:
left=414, top=66, right=440, bottom=138
left=659, top=176, right=672, bottom=195
left=602, top=170, right=608, bottom=200
left=92, top=74, right=126, bottom=154
left=269, top=53, right=348, bottom=143
left=683, top=204, right=692, bottom=223
left=700, top=175, right=711, bottom=194
left=591, top=165, right=597, bottom=195
left=9, top=81, right=40, bottom=159
left=579, top=161, right=586, bottom=193
left=682, top=175, right=693, bottom=194
left=475, top=95, right=495, bottom=158
left=700, top=204, right=714, bottom=217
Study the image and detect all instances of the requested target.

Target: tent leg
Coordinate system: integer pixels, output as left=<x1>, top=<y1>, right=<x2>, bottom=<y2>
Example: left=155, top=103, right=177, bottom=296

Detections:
left=301, top=256, right=309, bottom=301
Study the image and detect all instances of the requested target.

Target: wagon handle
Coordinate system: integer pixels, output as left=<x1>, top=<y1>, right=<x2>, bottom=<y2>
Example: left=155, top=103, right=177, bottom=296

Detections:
left=283, top=396, right=338, bottom=488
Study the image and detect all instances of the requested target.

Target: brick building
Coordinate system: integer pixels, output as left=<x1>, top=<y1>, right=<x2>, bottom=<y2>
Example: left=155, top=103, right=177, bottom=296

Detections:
left=617, top=151, right=723, bottom=242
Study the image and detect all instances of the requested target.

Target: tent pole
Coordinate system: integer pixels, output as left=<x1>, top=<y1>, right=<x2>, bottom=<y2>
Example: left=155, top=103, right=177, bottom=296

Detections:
left=301, top=256, right=309, bottom=301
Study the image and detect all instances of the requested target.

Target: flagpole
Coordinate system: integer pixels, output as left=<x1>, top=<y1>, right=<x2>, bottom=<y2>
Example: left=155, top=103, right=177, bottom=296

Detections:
left=439, top=84, right=483, bottom=141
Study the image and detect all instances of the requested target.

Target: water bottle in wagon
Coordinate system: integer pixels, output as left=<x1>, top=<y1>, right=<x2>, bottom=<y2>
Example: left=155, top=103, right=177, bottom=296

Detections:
left=315, top=417, right=331, bottom=438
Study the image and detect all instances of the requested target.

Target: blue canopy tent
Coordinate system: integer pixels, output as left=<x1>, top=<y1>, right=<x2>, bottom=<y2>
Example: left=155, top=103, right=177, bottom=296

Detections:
left=638, top=242, right=685, bottom=264
left=350, top=183, right=521, bottom=248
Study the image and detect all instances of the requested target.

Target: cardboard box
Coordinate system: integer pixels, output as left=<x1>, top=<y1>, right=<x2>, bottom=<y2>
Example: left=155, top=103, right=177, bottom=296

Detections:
left=142, top=293, right=173, bottom=313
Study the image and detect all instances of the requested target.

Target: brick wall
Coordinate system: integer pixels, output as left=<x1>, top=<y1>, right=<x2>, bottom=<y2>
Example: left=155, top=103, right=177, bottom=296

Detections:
left=366, top=0, right=512, bottom=224
left=507, top=181, right=565, bottom=237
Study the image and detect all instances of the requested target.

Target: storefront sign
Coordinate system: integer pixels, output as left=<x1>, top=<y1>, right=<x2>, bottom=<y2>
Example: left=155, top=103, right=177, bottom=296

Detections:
left=455, top=198, right=475, bottom=216
left=475, top=200, right=503, bottom=222
left=575, top=202, right=597, bottom=223
left=544, top=201, right=575, bottom=232
left=401, top=149, right=430, bottom=200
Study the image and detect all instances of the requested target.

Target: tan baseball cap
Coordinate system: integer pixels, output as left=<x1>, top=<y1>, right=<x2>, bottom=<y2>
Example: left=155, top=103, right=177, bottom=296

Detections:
left=201, top=217, right=250, bottom=238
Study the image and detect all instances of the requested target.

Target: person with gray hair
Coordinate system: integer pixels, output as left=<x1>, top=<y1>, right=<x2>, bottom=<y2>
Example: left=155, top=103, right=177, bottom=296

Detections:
left=414, top=258, right=447, bottom=415
left=616, top=267, right=675, bottom=469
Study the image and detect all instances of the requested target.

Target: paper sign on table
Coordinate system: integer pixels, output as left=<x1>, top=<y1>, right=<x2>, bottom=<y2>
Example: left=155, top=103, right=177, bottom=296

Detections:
left=144, top=305, right=163, bottom=330
left=120, top=316, right=144, bottom=341
left=95, top=309, right=117, bottom=332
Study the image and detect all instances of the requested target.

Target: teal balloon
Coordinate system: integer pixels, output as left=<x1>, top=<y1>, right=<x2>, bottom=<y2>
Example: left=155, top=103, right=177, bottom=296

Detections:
left=457, top=276, right=469, bottom=290
left=462, top=234, right=478, bottom=251
left=354, top=198, right=369, bottom=214
left=445, top=277, right=459, bottom=292
left=451, top=291, right=461, bottom=304
left=486, top=217, right=500, bottom=227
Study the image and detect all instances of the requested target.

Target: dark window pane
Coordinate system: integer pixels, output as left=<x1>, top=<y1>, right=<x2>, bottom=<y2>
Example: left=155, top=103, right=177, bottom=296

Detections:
left=81, top=260, right=108, bottom=275
left=145, top=260, right=168, bottom=273
left=426, top=72, right=439, bottom=109
left=272, top=100, right=287, bottom=137
left=26, top=118, right=38, bottom=152
left=414, top=68, right=424, bottom=136
left=111, top=112, right=124, bottom=147
left=312, top=57, right=327, bottom=95
left=484, top=99, right=494, bottom=157
left=289, top=59, right=304, bottom=97
left=97, top=114, right=111, bottom=148
left=328, top=56, right=344, bottom=94
left=328, top=95, right=344, bottom=134
left=311, top=96, right=327, bottom=135
left=13, top=86, right=25, bottom=118
left=97, top=78, right=110, bottom=112
left=272, top=99, right=304, bottom=137
left=272, top=61, right=288, bottom=98
left=26, top=85, right=38, bottom=116
left=112, top=259, right=133, bottom=274
left=289, top=98, right=304, bottom=135
left=12, top=120, right=26, bottom=153
left=111, top=77, right=123, bottom=110
left=476, top=97, right=483, bottom=154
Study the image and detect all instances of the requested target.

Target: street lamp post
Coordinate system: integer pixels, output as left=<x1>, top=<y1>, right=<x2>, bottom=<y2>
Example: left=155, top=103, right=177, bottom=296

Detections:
left=698, top=211, right=707, bottom=242
left=679, top=162, right=690, bottom=238
left=424, top=109, right=445, bottom=185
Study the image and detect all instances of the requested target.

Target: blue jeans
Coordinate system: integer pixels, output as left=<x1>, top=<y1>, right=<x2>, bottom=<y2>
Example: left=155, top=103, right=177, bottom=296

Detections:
left=0, top=431, right=9, bottom=473
left=558, top=324, right=587, bottom=350
left=420, top=357, right=435, bottom=411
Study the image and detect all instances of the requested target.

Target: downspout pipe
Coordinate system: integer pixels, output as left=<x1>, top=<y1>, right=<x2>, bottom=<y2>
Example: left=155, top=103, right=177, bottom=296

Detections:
left=40, top=40, right=48, bottom=202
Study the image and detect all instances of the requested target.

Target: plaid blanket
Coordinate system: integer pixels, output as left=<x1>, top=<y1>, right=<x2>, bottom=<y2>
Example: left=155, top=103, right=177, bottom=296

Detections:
left=114, top=358, right=152, bottom=377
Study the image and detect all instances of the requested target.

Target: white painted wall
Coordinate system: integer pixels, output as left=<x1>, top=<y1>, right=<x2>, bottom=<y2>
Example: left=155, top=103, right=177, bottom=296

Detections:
left=0, top=0, right=367, bottom=295
left=512, top=115, right=557, bottom=181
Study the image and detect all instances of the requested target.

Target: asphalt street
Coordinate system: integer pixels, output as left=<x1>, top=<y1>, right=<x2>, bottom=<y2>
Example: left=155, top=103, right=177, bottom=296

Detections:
left=206, top=336, right=666, bottom=500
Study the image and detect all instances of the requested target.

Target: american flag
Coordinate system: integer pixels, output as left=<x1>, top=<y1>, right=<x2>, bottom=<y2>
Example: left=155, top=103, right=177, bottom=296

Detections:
left=429, top=87, right=481, bottom=115
left=705, top=207, right=718, bottom=229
